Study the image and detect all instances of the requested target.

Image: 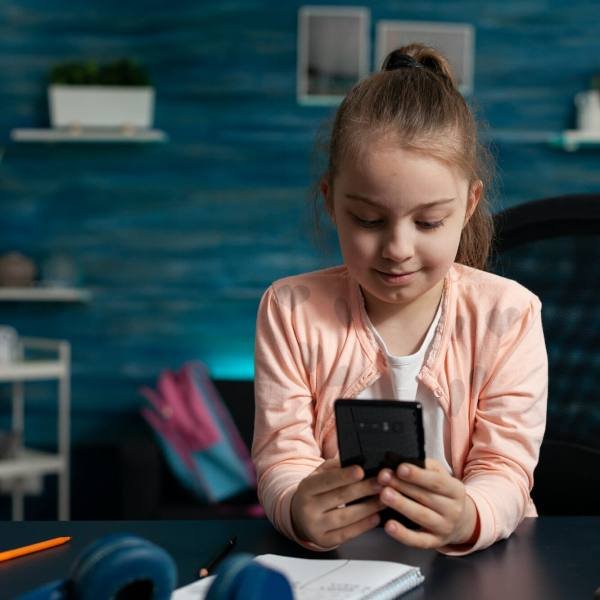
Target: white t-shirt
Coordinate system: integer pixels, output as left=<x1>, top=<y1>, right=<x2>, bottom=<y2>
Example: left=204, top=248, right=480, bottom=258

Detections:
left=357, top=297, right=453, bottom=474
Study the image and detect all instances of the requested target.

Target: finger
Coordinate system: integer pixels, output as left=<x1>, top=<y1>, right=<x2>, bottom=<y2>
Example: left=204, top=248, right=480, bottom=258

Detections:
left=380, top=486, right=445, bottom=532
left=315, top=458, right=341, bottom=472
left=323, top=506, right=382, bottom=546
left=382, top=477, right=453, bottom=514
left=306, top=464, right=364, bottom=495
left=424, top=458, right=444, bottom=472
left=378, top=468, right=453, bottom=510
left=319, top=477, right=383, bottom=511
left=325, top=495, right=385, bottom=531
left=383, top=518, right=442, bottom=550
left=392, top=463, right=459, bottom=499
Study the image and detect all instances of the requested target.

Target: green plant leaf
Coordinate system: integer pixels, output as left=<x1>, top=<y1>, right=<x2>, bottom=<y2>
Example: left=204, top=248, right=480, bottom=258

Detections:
left=49, top=58, right=151, bottom=86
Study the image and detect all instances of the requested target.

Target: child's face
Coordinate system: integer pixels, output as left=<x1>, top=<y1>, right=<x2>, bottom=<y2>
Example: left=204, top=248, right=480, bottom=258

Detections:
left=324, top=140, right=481, bottom=318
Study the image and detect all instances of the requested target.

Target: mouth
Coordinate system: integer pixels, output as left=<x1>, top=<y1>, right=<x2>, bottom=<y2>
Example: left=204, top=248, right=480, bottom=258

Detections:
left=380, top=270, right=415, bottom=276
left=375, top=268, right=419, bottom=285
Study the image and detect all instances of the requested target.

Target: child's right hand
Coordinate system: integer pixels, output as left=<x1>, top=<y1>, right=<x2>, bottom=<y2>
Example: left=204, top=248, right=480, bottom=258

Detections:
left=290, top=459, right=385, bottom=547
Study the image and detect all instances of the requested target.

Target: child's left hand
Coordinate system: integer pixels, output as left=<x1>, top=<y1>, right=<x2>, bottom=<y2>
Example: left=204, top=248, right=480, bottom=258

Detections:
left=377, top=458, right=479, bottom=549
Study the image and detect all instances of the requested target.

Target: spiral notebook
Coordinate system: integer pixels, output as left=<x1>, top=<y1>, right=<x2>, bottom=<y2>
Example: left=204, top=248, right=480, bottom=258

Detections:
left=173, top=553, right=424, bottom=600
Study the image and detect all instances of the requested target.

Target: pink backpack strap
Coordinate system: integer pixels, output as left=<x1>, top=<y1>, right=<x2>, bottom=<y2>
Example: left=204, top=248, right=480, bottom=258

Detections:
left=174, top=368, right=221, bottom=449
left=140, top=406, right=212, bottom=499
left=184, top=362, right=256, bottom=485
left=158, top=369, right=220, bottom=452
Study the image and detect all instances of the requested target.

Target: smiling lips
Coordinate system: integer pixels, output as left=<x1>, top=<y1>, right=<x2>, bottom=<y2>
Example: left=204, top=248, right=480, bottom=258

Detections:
left=381, top=270, right=414, bottom=276
left=375, top=269, right=419, bottom=285
left=377, top=268, right=418, bottom=276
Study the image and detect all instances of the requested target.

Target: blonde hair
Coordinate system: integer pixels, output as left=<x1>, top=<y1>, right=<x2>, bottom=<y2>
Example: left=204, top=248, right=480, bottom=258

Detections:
left=318, top=43, right=495, bottom=270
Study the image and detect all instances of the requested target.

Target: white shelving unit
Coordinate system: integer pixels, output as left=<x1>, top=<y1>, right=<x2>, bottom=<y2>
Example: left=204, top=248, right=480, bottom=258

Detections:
left=0, top=337, right=70, bottom=520
left=0, top=287, right=92, bottom=302
left=11, top=127, right=167, bottom=143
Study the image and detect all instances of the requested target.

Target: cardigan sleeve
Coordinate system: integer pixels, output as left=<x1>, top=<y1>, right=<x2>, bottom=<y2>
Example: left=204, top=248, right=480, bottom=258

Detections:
left=252, top=286, right=333, bottom=550
left=441, top=296, right=548, bottom=556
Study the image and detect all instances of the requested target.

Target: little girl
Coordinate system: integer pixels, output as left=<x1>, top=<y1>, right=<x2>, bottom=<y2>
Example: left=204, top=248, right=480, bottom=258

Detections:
left=252, top=44, right=548, bottom=556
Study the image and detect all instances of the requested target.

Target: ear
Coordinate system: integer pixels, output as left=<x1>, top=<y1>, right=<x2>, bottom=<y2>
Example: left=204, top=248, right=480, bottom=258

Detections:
left=463, top=179, right=483, bottom=226
left=320, top=177, right=335, bottom=222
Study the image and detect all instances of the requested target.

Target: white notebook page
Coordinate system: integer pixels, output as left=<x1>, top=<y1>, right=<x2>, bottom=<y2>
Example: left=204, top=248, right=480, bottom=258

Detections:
left=172, top=554, right=423, bottom=600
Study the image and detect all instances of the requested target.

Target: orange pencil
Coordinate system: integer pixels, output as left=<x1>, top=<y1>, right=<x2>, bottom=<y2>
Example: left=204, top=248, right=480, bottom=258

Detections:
left=0, top=536, right=71, bottom=563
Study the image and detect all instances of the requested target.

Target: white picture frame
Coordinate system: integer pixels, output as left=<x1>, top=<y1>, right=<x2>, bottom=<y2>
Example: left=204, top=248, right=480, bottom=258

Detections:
left=375, top=21, right=475, bottom=95
left=297, top=6, right=370, bottom=105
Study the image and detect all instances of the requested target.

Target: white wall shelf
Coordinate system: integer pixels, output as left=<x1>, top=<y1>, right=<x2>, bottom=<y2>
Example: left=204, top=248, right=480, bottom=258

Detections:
left=10, top=127, right=168, bottom=143
left=548, top=130, right=600, bottom=151
left=0, top=287, right=92, bottom=302
left=0, top=337, right=70, bottom=520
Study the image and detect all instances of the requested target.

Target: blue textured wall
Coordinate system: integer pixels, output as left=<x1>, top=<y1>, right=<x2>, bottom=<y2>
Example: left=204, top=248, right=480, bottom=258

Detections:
left=0, top=1, right=599, bottom=445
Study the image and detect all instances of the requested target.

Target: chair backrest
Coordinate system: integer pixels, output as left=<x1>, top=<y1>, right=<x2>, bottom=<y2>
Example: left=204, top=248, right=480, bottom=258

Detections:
left=489, top=194, right=600, bottom=514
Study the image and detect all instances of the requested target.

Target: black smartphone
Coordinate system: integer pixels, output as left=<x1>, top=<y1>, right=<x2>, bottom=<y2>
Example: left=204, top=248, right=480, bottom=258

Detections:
left=334, top=399, right=425, bottom=529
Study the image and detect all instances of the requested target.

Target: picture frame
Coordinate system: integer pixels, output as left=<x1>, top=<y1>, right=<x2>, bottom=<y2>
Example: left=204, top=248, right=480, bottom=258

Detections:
left=297, top=6, right=370, bottom=105
left=375, top=20, right=475, bottom=95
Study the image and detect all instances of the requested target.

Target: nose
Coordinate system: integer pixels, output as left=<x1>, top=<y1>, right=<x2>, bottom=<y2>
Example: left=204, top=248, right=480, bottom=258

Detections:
left=381, top=223, right=414, bottom=263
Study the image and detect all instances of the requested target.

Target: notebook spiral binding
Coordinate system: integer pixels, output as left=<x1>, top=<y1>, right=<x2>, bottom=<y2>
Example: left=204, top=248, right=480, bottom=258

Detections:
left=362, top=568, right=425, bottom=600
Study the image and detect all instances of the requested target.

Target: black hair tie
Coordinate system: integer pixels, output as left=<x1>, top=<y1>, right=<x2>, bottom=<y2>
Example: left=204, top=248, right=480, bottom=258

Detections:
left=383, top=52, right=424, bottom=72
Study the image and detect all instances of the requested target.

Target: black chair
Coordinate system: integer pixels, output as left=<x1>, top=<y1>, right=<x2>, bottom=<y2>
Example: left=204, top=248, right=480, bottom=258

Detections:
left=489, top=194, right=600, bottom=515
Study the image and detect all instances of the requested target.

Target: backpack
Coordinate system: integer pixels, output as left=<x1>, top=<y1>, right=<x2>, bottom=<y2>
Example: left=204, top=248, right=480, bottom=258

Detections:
left=140, top=361, right=256, bottom=503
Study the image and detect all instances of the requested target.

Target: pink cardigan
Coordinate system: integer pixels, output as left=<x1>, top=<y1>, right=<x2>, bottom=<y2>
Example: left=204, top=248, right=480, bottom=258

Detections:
left=252, top=263, right=548, bottom=555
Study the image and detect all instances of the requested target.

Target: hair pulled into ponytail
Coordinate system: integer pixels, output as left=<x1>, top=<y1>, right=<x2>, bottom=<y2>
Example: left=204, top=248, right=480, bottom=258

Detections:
left=322, top=43, right=495, bottom=270
left=381, top=44, right=456, bottom=86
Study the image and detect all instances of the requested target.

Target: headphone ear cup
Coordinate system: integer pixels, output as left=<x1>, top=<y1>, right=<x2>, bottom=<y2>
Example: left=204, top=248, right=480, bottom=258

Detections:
left=69, top=533, right=177, bottom=600
left=205, top=553, right=293, bottom=600
left=230, top=560, right=293, bottom=600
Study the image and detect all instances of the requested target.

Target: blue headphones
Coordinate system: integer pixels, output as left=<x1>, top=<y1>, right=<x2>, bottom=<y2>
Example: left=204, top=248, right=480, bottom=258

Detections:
left=18, top=533, right=293, bottom=600
left=206, top=552, right=292, bottom=600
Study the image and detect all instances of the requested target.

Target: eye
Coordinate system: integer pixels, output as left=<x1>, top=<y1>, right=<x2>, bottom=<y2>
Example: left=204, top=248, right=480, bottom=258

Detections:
left=352, top=215, right=384, bottom=228
left=416, top=219, right=445, bottom=230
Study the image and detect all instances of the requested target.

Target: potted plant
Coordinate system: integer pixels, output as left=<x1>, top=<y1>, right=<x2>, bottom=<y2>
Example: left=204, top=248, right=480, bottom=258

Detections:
left=48, top=59, right=155, bottom=130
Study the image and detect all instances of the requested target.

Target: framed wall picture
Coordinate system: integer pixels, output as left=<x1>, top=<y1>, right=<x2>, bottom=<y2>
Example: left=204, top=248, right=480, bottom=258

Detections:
left=375, top=21, right=475, bottom=95
left=297, top=6, right=370, bottom=105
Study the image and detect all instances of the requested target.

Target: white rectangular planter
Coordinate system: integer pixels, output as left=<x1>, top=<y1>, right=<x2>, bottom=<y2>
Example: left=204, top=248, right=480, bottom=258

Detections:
left=48, top=85, right=155, bottom=129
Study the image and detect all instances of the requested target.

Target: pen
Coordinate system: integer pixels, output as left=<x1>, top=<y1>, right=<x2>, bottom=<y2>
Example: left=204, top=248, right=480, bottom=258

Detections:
left=198, top=536, right=237, bottom=578
left=0, top=536, right=71, bottom=563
